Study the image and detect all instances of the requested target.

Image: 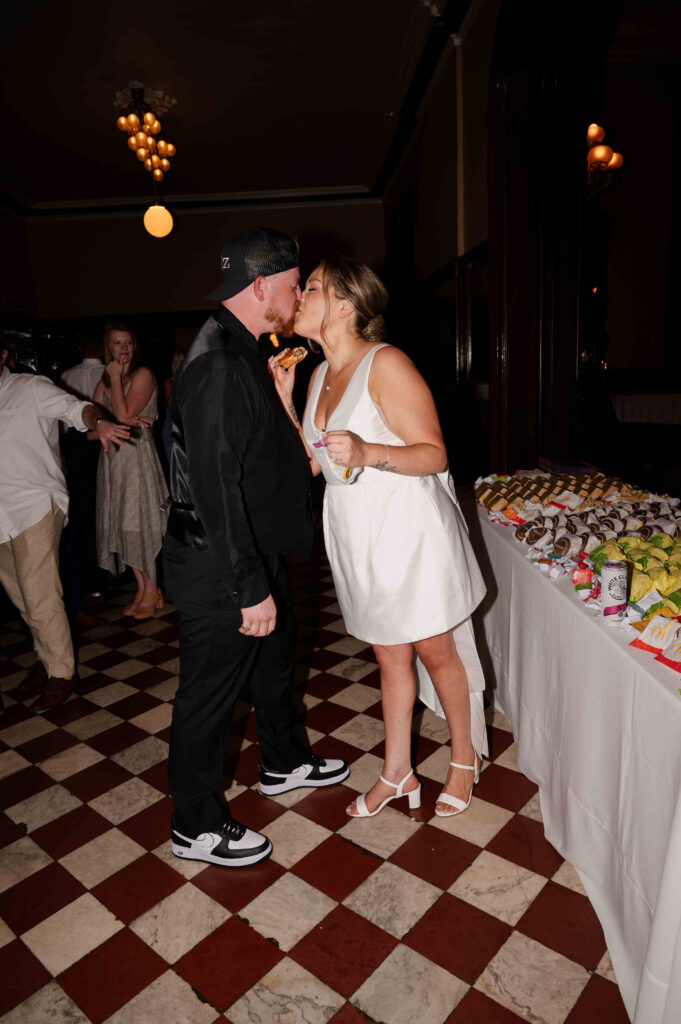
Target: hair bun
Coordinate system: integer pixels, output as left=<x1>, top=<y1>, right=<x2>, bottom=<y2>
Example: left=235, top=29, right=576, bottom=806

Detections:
left=361, top=314, right=386, bottom=342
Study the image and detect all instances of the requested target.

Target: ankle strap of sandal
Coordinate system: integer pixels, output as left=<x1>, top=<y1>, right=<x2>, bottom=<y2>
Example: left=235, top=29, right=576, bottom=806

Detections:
left=379, top=769, right=413, bottom=790
left=449, top=760, right=477, bottom=771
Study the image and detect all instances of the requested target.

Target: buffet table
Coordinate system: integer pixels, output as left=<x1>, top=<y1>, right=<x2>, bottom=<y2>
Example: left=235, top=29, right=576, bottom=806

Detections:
left=470, top=506, right=681, bottom=1024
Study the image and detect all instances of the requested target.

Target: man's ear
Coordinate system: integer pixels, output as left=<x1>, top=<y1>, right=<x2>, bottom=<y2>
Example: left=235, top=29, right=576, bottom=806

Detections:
left=0, top=349, right=7, bottom=366
left=252, top=275, right=267, bottom=302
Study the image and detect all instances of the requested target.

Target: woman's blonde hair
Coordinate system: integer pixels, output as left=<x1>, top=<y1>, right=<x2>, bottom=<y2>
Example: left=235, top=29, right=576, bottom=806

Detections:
left=102, top=322, right=140, bottom=387
left=316, top=255, right=388, bottom=347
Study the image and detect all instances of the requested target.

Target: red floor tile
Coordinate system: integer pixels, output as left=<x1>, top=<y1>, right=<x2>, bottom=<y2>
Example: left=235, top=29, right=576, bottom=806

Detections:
left=118, top=795, right=174, bottom=850
left=225, top=743, right=262, bottom=786
left=32, top=804, right=111, bottom=859
left=58, top=927, right=166, bottom=1023
left=136, top=644, right=179, bottom=666
left=176, top=916, right=283, bottom=1010
left=291, top=904, right=397, bottom=998
left=447, top=987, right=525, bottom=1022
left=517, top=880, right=606, bottom=970
left=146, top=626, right=178, bottom=645
left=192, top=856, right=285, bottom=913
left=0, top=939, right=51, bottom=1015
left=124, top=665, right=176, bottom=691
left=292, top=834, right=381, bottom=902
left=88, top=722, right=148, bottom=756
left=84, top=650, right=129, bottom=673
left=389, top=823, right=479, bottom=889
left=41, top=695, right=101, bottom=727
left=304, top=701, right=357, bottom=734
left=0, top=811, right=27, bottom=849
left=0, top=861, right=86, bottom=934
left=227, top=788, right=287, bottom=831
left=92, top=852, right=184, bottom=923
left=107, top=691, right=162, bottom=720
left=474, top=763, right=538, bottom=812
left=405, top=893, right=512, bottom=984
left=62, top=759, right=133, bottom=801
left=14, top=727, right=80, bottom=763
left=487, top=726, right=516, bottom=759
left=330, top=1005, right=372, bottom=1024
left=311, top=735, right=364, bottom=766
left=565, top=974, right=629, bottom=1023
left=304, top=673, right=354, bottom=701
left=486, top=814, right=563, bottom=878
left=294, top=784, right=360, bottom=832
left=0, top=703, right=32, bottom=727
left=89, top=629, right=139, bottom=650
left=138, top=759, right=170, bottom=794
left=0, top=765, right=53, bottom=810
left=78, top=671, right=119, bottom=696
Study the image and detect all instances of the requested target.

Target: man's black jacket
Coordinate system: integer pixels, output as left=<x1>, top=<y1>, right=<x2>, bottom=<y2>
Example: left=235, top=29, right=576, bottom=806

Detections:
left=167, top=305, right=314, bottom=606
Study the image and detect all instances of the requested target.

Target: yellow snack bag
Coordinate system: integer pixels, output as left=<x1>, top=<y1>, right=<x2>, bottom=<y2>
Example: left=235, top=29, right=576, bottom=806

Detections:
left=629, top=569, right=653, bottom=603
left=625, top=547, right=652, bottom=570
left=648, top=566, right=670, bottom=595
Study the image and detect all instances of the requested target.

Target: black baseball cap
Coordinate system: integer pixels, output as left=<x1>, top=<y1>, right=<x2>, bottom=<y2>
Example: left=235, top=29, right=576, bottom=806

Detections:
left=205, top=226, right=299, bottom=301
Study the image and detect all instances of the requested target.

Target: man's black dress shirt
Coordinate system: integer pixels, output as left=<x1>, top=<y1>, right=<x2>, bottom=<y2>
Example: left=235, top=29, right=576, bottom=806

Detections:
left=167, top=305, right=314, bottom=607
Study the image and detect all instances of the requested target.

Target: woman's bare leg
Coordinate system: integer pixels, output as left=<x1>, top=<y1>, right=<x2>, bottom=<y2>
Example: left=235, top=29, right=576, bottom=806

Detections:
left=414, top=631, right=476, bottom=814
left=346, top=641, right=420, bottom=815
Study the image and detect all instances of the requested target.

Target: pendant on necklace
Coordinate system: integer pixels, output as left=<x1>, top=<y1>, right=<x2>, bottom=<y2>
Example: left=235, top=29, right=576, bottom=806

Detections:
left=325, top=384, right=331, bottom=391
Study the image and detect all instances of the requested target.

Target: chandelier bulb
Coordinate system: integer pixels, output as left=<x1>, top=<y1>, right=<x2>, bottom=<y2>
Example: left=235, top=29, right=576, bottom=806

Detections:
left=143, top=204, right=173, bottom=238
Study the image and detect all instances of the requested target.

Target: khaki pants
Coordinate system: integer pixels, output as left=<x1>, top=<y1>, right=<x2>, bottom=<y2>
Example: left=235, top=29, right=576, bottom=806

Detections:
left=0, top=503, right=75, bottom=678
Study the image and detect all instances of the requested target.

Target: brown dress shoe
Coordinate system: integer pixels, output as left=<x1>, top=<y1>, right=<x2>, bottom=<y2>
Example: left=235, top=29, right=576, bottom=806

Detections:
left=12, top=661, right=48, bottom=700
left=75, top=610, right=103, bottom=628
left=31, top=674, right=79, bottom=712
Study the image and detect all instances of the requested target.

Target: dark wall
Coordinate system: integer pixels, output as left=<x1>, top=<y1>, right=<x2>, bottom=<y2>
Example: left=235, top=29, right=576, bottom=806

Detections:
left=598, top=62, right=676, bottom=373
left=23, top=200, right=385, bottom=321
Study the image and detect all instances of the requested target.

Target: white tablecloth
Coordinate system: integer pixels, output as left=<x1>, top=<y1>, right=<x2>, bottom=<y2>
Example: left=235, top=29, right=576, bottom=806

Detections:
left=610, top=391, right=681, bottom=425
left=470, top=507, right=681, bottom=1024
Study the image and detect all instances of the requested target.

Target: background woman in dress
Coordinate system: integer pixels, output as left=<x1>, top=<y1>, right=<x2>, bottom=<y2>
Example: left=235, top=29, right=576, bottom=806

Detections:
left=93, top=323, right=168, bottom=619
left=270, top=256, right=487, bottom=818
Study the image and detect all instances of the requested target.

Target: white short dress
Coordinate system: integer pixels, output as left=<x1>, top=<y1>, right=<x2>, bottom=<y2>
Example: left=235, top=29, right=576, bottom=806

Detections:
left=302, top=343, right=488, bottom=756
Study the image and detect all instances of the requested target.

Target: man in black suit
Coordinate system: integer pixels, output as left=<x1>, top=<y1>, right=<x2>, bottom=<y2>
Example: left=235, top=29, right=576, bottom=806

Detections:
left=164, top=227, right=349, bottom=868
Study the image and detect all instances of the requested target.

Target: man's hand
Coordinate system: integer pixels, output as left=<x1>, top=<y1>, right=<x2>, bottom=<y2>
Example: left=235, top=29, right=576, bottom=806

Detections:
left=239, top=594, right=277, bottom=638
left=96, top=419, right=131, bottom=452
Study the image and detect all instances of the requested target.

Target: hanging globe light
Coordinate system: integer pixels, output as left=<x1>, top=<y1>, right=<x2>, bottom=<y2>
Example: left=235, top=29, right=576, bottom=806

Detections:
left=143, top=204, right=173, bottom=238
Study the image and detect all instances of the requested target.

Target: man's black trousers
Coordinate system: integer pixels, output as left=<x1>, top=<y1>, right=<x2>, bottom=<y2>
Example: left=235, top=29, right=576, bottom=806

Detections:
left=163, top=534, right=311, bottom=836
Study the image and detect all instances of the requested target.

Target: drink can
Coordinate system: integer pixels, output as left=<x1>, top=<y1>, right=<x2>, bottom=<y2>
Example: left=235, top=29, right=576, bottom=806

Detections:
left=600, top=560, right=627, bottom=625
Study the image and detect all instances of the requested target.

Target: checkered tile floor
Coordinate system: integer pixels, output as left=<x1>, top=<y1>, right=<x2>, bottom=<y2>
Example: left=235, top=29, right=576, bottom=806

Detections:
left=0, top=554, right=630, bottom=1023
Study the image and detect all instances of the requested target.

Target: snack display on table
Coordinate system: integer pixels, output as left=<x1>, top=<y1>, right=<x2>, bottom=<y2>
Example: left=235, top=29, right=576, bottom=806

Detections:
left=475, top=469, right=681, bottom=676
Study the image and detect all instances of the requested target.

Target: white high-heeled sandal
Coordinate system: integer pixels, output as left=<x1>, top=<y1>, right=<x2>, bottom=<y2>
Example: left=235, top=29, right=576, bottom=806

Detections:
left=434, top=753, right=480, bottom=817
left=348, top=769, right=422, bottom=818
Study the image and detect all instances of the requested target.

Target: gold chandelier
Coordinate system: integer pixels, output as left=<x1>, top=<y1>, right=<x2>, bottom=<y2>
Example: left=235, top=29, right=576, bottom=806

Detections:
left=586, top=123, right=623, bottom=194
left=115, top=84, right=177, bottom=184
left=114, top=83, right=177, bottom=237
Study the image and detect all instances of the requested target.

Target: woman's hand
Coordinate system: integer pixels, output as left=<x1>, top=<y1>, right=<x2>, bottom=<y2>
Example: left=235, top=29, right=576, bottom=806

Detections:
left=267, top=350, right=296, bottom=402
left=323, top=429, right=368, bottom=467
left=108, top=358, right=124, bottom=381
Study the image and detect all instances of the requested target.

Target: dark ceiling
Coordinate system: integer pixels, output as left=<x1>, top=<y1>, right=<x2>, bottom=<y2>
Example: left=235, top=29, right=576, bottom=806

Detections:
left=0, top=0, right=474, bottom=214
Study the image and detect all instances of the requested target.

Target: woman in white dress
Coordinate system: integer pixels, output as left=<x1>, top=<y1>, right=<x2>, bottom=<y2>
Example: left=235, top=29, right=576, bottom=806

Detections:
left=269, top=256, right=487, bottom=818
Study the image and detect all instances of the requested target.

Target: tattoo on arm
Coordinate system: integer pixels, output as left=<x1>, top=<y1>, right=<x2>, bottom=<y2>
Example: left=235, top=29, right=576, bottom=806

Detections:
left=287, top=401, right=301, bottom=427
left=372, top=457, right=397, bottom=473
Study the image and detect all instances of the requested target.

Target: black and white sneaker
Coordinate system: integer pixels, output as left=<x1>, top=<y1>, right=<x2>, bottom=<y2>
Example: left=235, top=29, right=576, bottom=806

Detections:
left=171, top=816, right=272, bottom=868
left=259, top=753, right=350, bottom=796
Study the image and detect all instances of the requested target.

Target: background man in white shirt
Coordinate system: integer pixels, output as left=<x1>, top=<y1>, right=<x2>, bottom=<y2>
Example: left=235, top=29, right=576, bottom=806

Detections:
left=0, top=344, right=133, bottom=711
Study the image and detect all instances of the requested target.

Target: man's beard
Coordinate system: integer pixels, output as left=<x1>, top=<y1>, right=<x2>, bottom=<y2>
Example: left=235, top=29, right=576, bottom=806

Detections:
left=264, top=306, right=296, bottom=338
